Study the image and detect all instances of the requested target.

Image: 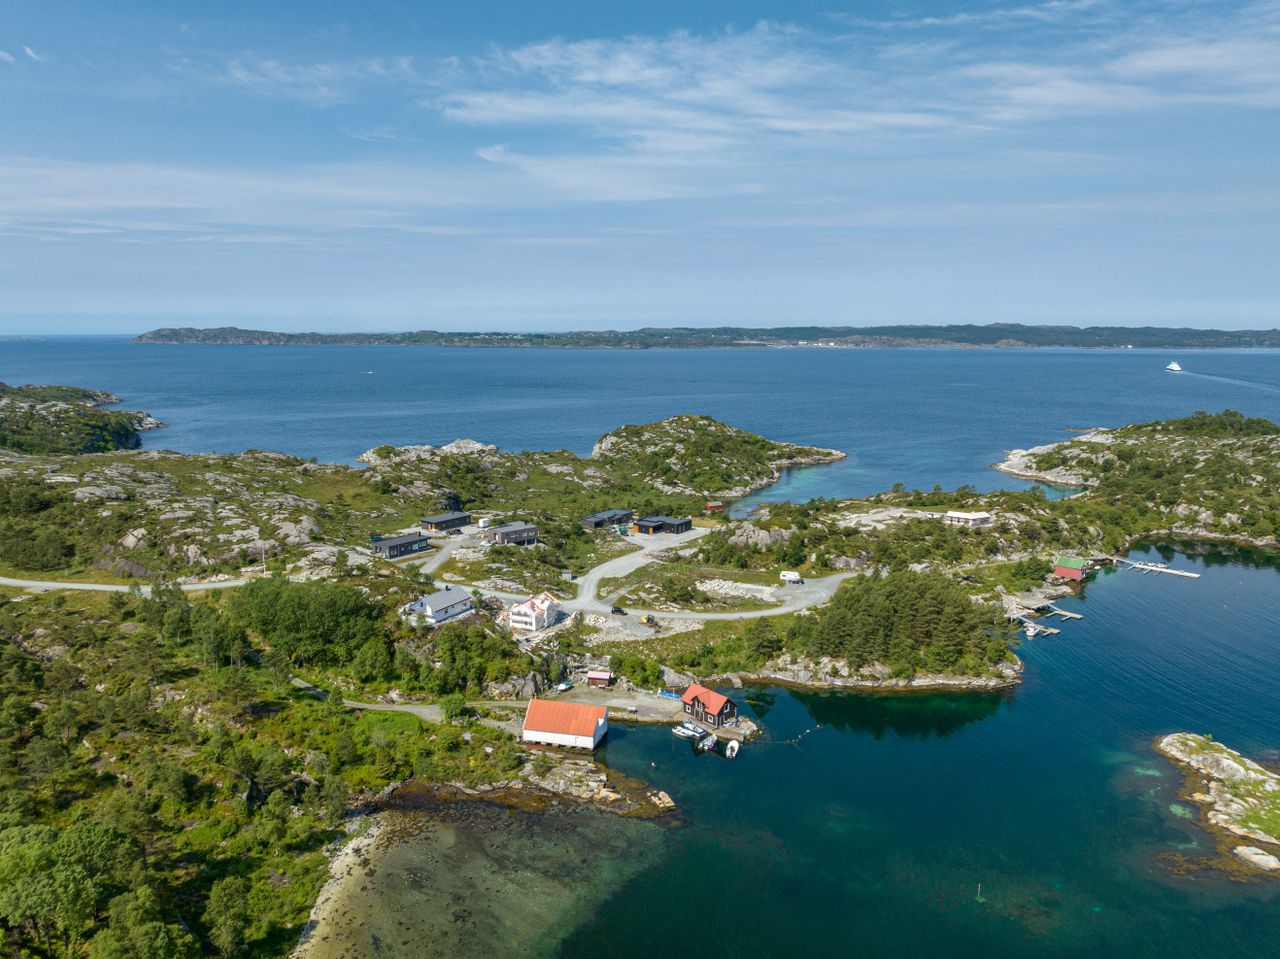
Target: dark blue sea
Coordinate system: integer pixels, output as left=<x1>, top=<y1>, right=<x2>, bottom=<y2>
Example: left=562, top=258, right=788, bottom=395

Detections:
left=4, top=336, right=1280, bottom=956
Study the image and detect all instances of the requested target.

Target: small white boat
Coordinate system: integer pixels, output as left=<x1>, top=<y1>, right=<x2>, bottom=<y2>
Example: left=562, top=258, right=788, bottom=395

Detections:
left=673, top=723, right=704, bottom=740
left=1166, top=361, right=1183, bottom=373
left=725, top=740, right=740, bottom=759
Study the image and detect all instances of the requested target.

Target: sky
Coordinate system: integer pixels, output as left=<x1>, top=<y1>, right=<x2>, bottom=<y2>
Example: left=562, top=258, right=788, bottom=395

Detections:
left=1, top=0, right=1278, bottom=333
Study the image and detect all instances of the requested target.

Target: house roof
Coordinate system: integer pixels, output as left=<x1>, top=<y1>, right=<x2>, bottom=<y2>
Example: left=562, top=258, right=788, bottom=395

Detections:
left=523, top=699, right=607, bottom=737
left=491, top=521, right=538, bottom=534
left=1055, top=556, right=1087, bottom=570
left=418, top=585, right=472, bottom=609
left=511, top=592, right=560, bottom=615
left=422, top=511, right=470, bottom=523
left=373, top=532, right=429, bottom=547
left=586, top=669, right=612, bottom=680
left=681, top=683, right=731, bottom=714
left=585, top=508, right=632, bottom=523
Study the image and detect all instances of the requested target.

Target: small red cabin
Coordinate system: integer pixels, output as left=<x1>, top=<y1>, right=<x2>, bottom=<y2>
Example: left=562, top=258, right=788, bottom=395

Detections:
left=1054, top=556, right=1087, bottom=581
left=706, top=501, right=724, bottom=513
left=681, top=683, right=738, bottom=729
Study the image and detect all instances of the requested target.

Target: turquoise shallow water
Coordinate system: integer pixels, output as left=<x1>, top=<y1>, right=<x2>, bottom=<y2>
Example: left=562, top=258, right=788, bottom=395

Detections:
left=5, top=339, right=1280, bottom=954
left=573, top=545, right=1280, bottom=958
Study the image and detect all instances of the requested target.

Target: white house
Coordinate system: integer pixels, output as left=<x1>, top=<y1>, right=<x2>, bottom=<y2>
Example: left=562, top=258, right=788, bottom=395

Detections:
left=509, top=592, right=562, bottom=633
left=943, top=510, right=994, bottom=528
left=521, top=700, right=608, bottom=751
left=403, top=584, right=474, bottom=626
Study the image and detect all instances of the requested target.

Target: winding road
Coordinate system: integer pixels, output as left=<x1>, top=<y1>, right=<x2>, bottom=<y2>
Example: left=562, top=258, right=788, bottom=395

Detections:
left=1, top=526, right=854, bottom=621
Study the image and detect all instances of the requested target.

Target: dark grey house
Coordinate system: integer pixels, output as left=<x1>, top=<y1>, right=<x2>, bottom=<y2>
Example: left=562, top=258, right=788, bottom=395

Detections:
left=634, top=515, right=693, bottom=535
left=370, top=532, right=431, bottom=559
left=582, top=508, right=634, bottom=530
left=421, top=511, right=471, bottom=532
left=488, top=521, right=539, bottom=546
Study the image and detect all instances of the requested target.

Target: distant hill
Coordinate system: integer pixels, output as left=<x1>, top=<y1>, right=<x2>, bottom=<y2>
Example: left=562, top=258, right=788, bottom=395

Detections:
left=134, top=323, right=1280, bottom=349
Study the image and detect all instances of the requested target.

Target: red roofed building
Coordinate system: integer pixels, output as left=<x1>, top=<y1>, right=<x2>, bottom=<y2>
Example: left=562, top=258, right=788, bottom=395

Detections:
left=521, top=699, right=608, bottom=751
left=681, top=683, right=738, bottom=729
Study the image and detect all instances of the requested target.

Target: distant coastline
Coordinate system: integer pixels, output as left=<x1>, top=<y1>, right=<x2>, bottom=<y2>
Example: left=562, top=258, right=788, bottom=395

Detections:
left=132, top=323, right=1280, bottom=350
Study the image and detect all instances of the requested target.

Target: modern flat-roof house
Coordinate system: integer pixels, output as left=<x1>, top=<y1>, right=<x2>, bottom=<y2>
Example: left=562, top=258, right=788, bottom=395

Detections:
left=582, top=508, right=634, bottom=530
left=488, top=521, right=539, bottom=546
left=369, top=532, right=431, bottom=559
left=586, top=669, right=613, bottom=688
left=521, top=700, right=608, bottom=751
left=943, top=510, right=994, bottom=528
left=403, top=584, right=474, bottom=625
left=633, top=515, right=693, bottom=535
left=681, top=683, right=738, bottom=729
left=421, top=511, right=471, bottom=532
left=1054, top=556, right=1088, bottom=582
left=509, top=592, right=561, bottom=633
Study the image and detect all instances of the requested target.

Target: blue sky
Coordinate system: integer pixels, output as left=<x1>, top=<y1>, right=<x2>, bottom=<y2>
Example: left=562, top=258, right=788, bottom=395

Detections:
left=2, top=0, right=1278, bottom=332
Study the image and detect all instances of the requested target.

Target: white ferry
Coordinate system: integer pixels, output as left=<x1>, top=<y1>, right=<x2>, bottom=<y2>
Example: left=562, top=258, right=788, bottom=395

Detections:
left=1165, top=361, right=1183, bottom=373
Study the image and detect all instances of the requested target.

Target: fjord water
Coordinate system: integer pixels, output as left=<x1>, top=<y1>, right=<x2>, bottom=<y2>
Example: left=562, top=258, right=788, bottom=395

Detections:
left=6, top=338, right=1280, bottom=954
left=571, top=545, right=1280, bottom=959
left=5, top=339, right=1280, bottom=500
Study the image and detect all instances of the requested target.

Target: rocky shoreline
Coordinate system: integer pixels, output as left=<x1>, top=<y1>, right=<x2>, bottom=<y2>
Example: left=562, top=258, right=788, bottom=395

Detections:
left=1155, top=732, right=1280, bottom=874
left=724, top=653, right=1023, bottom=692
left=991, top=435, right=1102, bottom=487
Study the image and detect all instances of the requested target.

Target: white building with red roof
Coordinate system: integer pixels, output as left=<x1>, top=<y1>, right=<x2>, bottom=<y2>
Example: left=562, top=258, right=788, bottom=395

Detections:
left=509, top=592, right=562, bottom=633
left=681, top=683, right=739, bottom=729
left=521, top=699, right=608, bottom=751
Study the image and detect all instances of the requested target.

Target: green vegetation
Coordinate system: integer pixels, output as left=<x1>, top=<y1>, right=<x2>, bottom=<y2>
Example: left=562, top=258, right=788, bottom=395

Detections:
left=0, top=381, right=155, bottom=455
left=0, top=582, right=526, bottom=957
left=0, top=413, right=820, bottom=583
left=785, top=571, right=1016, bottom=676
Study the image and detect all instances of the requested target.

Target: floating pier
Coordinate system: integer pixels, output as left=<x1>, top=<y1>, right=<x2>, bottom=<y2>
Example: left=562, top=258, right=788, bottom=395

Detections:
left=1115, top=558, right=1201, bottom=579
left=1043, top=603, right=1083, bottom=620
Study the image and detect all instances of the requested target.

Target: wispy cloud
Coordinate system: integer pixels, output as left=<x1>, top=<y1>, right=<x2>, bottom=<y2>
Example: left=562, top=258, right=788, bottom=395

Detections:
left=0, top=50, right=14, bottom=65
left=22, top=45, right=43, bottom=63
left=172, top=53, right=426, bottom=103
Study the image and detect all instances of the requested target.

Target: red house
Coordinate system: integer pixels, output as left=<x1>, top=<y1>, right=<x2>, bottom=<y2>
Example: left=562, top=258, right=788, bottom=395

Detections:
left=681, top=683, right=738, bottom=729
left=1054, top=556, right=1088, bottom=581
left=706, top=501, right=724, bottom=513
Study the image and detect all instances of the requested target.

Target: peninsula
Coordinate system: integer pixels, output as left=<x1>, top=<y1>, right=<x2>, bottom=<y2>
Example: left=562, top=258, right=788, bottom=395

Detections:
left=133, top=323, right=1280, bottom=350
left=0, top=381, right=162, bottom=455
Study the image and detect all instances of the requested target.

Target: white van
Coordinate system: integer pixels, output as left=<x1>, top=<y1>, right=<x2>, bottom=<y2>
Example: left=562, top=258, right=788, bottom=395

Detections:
left=780, top=571, right=804, bottom=585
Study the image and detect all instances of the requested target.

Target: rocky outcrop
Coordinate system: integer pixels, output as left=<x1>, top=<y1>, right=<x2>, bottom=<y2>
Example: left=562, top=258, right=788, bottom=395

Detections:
left=357, top=439, right=498, bottom=465
left=992, top=432, right=1111, bottom=486
left=735, top=653, right=1023, bottom=691
left=1155, top=733, right=1280, bottom=871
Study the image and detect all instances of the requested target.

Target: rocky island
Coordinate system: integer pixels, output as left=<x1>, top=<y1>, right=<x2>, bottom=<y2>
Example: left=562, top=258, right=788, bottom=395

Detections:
left=1155, top=733, right=1280, bottom=874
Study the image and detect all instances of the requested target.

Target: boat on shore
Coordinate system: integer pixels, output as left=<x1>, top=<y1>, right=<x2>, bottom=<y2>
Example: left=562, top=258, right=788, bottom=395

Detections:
left=1166, top=361, right=1183, bottom=373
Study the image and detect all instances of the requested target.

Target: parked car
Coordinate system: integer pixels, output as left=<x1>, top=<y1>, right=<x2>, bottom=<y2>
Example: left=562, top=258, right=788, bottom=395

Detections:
left=611, top=605, right=626, bottom=615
